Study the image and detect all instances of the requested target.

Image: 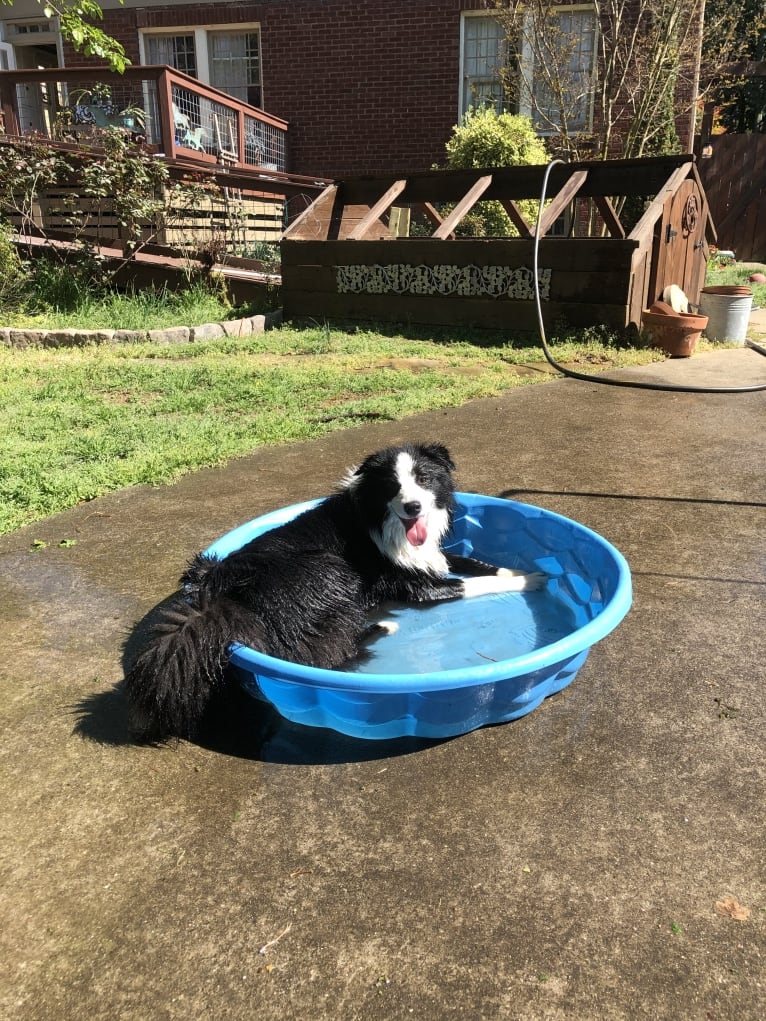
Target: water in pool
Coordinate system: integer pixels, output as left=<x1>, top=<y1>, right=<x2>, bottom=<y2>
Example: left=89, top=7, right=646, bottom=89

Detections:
left=354, top=589, right=576, bottom=676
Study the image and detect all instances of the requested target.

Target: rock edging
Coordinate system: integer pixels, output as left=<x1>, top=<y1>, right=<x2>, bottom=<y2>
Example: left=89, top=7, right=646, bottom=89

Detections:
left=0, top=309, right=283, bottom=349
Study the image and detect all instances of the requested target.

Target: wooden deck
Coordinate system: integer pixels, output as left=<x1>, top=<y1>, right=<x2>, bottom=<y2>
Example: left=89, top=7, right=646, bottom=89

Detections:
left=0, top=66, right=330, bottom=255
left=0, top=65, right=289, bottom=175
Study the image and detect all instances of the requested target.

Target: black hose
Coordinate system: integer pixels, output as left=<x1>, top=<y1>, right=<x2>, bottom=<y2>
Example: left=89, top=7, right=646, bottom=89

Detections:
left=533, top=159, right=766, bottom=394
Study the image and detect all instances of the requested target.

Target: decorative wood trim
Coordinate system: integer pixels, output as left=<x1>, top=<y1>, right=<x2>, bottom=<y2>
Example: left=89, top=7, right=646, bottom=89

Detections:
left=628, top=164, right=693, bottom=247
left=499, top=199, right=533, bottom=238
left=282, top=183, right=338, bottom=239
left=593, top=195, right=625, bottom=239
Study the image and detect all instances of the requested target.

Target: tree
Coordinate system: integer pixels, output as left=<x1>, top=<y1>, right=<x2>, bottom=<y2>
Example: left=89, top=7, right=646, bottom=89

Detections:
left=491, top=0, right=704, bottom=160
left=0, top=0, right=129, bottom=72
left=704, top=0, right=766, bottom=133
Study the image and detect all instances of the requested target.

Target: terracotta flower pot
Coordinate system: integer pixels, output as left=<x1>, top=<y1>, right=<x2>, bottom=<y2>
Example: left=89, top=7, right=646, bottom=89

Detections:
left=641, top=308, right=708, bottom=357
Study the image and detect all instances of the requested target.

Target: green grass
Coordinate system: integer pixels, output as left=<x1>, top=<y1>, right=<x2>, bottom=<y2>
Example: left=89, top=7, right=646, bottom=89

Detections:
left=0, top=323, right=663, bottom=535
left=3, top=281, right=243, bottom=331
left=706, top=262, right=766, bottom=309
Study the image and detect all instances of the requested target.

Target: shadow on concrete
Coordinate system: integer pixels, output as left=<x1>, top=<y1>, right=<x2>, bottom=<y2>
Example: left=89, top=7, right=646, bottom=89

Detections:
left=499, top=487, right=766, bottom=509
left=71, top=592, right=445, bottom=766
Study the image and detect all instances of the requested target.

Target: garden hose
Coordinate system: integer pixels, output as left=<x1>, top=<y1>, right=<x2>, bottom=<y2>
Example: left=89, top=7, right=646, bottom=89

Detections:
left=533, top=159, right=766, bottom=394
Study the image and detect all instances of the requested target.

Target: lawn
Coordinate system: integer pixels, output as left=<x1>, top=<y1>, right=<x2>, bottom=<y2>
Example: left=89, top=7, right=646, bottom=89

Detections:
left=0, top=323, right=663, bottom=535
left=2, top=259, right=760, bottom=537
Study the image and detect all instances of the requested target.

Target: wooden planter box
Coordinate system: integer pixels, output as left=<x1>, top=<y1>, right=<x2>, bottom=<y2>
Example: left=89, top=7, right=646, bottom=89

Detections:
left=281, top=155, right=715, bottom=332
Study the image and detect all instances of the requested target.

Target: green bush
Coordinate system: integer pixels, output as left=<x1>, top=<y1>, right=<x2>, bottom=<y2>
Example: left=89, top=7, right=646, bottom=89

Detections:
left=442, top=108, right=549, bottom=237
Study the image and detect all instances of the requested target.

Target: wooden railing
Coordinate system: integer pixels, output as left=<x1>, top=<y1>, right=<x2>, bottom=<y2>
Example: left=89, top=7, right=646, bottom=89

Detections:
left=0, top=65, right=288, bottom=174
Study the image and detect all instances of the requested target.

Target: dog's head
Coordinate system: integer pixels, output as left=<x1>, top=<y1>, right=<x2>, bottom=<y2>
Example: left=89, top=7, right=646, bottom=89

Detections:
left=343, top=443, right=456, bottom=570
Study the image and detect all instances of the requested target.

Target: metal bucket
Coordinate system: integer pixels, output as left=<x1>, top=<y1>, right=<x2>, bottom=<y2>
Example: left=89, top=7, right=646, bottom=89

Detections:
left=700, top=286, right=753, bottom=344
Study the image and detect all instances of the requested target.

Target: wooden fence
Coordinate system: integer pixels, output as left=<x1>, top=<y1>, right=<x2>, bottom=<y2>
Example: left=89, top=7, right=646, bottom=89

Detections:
left=695, top=133, right=766, bottom=262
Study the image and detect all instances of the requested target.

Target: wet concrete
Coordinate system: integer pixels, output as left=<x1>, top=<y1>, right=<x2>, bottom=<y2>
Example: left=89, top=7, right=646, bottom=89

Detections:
left=1, top=348, right=765, bottom=1020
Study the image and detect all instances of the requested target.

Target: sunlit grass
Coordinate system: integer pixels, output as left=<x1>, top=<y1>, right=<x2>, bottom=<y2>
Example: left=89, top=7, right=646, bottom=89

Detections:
left=0, top=322, right=664, bottom=535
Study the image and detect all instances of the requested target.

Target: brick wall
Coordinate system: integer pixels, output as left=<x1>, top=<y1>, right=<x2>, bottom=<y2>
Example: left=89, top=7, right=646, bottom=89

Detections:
left=61, top=0, right=701, bottom=177
left=63, top=0, right=487, bottom=177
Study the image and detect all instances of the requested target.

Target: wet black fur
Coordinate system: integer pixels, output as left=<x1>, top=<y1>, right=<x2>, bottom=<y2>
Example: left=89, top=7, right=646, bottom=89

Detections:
left=124, top=442, right=497, bottom=741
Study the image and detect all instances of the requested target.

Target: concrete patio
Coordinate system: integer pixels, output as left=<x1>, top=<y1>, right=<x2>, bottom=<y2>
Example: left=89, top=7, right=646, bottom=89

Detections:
left=1, top=347, right=764, bottom=1020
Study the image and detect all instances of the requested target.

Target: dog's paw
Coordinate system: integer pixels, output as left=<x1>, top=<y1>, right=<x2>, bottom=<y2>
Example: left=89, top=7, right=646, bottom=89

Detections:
left=516, top=571, right=547, bottom=591
left=496, top=567, right=527, bottom=578
left=377, top=619, right=400, bottom=635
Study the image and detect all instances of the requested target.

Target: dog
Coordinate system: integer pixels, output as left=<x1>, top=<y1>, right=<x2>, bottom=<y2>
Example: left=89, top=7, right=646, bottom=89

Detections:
left=124, top=442, right=543, bottom=741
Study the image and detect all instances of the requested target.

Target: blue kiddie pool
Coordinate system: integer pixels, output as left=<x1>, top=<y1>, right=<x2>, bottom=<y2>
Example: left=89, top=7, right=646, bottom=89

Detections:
left=204, top=494, right=632, bottom=741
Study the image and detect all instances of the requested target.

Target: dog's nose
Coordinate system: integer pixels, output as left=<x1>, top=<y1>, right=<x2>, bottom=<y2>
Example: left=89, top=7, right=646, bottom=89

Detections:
left=402, top=500, right=422, bottom=517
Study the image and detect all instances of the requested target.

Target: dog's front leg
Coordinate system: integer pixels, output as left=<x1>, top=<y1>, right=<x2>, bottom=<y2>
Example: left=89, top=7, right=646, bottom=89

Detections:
left=460, top=570, right=546, bottom=596
left=445, top=552, right=528, bottom=578
left=445, top=553, right=546, bottom=594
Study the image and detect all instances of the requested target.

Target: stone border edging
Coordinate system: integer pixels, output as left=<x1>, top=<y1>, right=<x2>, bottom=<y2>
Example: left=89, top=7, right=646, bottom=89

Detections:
left=1, top=309, right=283, bottom=348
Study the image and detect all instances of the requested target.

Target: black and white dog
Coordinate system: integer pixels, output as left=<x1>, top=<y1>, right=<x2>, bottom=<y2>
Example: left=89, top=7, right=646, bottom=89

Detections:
left=125, top=442, right=543, bottom=741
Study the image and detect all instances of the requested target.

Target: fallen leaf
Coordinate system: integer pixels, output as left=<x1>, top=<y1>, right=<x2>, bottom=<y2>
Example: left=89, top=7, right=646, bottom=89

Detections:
left=715, top=896, right=751, bottom=921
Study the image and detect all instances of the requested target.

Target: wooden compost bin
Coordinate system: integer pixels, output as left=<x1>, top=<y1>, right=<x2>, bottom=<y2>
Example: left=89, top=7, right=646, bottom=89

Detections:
left=281, top=155, right=715, bottom=331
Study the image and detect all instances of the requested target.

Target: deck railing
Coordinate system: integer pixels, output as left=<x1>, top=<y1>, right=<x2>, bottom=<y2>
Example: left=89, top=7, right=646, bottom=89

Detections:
left=0, top=65, right=288, bottom=173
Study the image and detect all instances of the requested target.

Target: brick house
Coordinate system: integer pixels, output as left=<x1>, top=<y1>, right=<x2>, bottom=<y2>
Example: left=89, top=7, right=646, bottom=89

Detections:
left=0, top=0, right=703, bottom=178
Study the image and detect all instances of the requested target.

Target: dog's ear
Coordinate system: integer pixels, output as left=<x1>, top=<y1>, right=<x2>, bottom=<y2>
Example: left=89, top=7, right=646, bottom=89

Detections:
left=421, top=443, right=455, bottom=472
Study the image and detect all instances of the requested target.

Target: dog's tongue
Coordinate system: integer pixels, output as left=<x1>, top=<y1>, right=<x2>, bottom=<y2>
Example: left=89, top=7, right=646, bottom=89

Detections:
left=402, top=516, right=427, bottom=547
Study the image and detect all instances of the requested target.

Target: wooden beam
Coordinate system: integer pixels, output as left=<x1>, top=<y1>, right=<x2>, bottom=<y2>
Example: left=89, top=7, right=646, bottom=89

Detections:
left=593, top=195, right=625, bottom=239
left=347, top=179, right=407, bottom=240
left=281, top=183, right=338, bottom=240
left=432, top=175, right=492, bottom=239
left=536, top=169, right=588, bottom=236
left=419, top=202, right=454, bottom=239
left=499, top=199, right=533, bottom=238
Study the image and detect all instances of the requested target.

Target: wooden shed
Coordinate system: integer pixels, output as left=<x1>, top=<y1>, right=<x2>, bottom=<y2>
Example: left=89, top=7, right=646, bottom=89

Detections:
left=281, top=155, right=715, bottom=332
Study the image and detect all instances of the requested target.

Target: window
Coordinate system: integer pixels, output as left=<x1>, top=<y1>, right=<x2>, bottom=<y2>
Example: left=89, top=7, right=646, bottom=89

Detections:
left=209, top=31, right=261, bottom=108
left=461, top=15, right=508, bottom=115
left=141, top=26, right=262, bottom=107
left=518, top=6, right=598, bottom=133
left=144, top=34, right=197, bottom=77
left=460, top=8, right=597, bottom=133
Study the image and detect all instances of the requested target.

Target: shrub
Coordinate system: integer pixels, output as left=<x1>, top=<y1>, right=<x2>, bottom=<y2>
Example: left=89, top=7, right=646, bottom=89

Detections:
left=441, top=108, right=549, bottom=237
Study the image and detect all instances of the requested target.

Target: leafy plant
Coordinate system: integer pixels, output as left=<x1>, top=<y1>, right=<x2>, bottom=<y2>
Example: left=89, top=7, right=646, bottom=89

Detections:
left=0, top=0, right=131, bottom=73
left=0, top=221, right=27, bottom=312
left=440, top=107, right=548, bottom=236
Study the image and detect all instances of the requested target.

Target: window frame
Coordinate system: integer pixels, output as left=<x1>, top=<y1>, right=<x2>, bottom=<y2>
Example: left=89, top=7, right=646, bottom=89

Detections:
left=517, top=4, right=598, bottom=135
left=459, top=12, right=509, bottom=118
left=139, top=23, right=263, bottom=106
left=459, top=7, right=598, bottom=134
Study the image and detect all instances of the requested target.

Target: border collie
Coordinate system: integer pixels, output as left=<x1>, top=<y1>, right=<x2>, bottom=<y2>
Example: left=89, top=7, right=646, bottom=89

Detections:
left=125, top=442, right=543, bottom=741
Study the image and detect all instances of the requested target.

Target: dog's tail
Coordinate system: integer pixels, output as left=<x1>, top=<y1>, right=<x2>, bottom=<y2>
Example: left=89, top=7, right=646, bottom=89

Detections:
left=124, top=594, right=261, bottom=742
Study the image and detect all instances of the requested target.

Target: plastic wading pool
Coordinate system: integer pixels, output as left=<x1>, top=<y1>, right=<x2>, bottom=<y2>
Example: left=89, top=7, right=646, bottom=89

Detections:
left=204, top=494, right=632, bottom=740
